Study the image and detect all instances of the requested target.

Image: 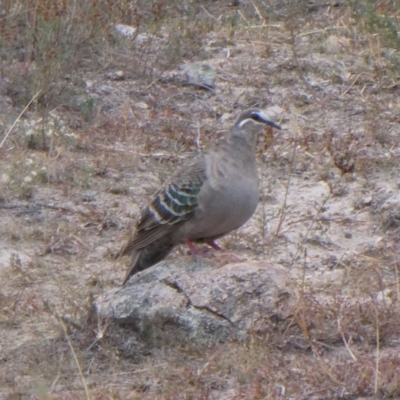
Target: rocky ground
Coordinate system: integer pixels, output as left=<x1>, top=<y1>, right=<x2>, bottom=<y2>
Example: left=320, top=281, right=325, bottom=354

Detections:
left=1, top=1, right=400, bottom=399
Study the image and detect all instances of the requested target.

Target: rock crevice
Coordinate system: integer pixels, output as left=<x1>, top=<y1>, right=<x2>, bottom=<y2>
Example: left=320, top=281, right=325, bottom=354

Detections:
left=161, top=278, right=235, bottom=325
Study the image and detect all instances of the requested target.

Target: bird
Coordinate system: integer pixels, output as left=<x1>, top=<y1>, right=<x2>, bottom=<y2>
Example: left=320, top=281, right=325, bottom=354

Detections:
left=120, top=108, right=281, bottom=285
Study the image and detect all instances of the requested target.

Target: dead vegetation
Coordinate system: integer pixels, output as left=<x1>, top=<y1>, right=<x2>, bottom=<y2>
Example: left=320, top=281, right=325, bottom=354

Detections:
left=1, top=0, right=400, bottom=399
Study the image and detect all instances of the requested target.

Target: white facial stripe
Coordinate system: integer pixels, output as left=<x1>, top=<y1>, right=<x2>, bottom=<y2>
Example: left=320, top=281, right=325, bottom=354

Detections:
left=238, top=118, right=253, bottom=127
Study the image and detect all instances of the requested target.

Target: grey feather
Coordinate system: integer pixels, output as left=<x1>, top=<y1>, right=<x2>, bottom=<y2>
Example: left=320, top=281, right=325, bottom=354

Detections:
left=121, top=108, right=281, bottom=285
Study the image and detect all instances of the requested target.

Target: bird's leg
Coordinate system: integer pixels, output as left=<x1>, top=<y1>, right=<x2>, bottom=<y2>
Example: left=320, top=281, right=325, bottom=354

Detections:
left=206, top=240, right=245, bottom=264
left=205, top=240, right=222, bottom=251
left=187, top=239, right=243, bottom=264
left=187, top=239, right=200, bottom=255
left=186, top=239, right=215, bottom=256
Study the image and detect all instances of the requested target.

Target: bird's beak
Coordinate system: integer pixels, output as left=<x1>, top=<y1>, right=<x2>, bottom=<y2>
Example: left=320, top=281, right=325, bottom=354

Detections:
left=264, top=119, right=282, bottom=130
left=256, top=110, right=282, bottom=130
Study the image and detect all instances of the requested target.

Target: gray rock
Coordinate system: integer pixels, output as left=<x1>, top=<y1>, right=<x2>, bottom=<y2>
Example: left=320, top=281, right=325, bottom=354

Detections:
left=181, top=63, right=216, bottom=90
left=380, top=191, right=400, bottom=229
left=96, top=258, right=296, bottom=345
left=115, top=23, right=136, bottom=38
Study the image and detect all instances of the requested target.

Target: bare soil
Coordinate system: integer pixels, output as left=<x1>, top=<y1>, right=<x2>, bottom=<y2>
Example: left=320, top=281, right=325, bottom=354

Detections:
left=1, top=1, right=400, bottom=399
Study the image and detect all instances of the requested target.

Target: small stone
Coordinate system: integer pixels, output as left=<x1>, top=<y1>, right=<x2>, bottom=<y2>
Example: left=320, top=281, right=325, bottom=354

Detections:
left=136, top=33, right=155, bottom=43
left=344, top=231, right=352, bottom=239
left=135, top=102, right=149, bottom=110
left=376, top=288, right=395, bottom=304
left=115, top=24, right=136, bottom=38
left=82, top=192, right=96, bottom=202
left=361, top=196, right=372, bottom=206
left=380, top=191, right=400, bottom=228
left=0, top=173, right=10, bottom=184
left=181, top=63, right=216, bottom=89
left=105, top=70, right=125, bottom=81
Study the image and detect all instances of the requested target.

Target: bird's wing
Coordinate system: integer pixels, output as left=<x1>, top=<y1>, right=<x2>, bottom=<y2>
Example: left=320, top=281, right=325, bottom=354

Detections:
left=121, top=156, right=207, bottom=255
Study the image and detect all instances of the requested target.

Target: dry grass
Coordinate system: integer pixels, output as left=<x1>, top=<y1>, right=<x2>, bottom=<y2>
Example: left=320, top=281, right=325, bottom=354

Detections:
left=1, top=0, right=400, bottom=399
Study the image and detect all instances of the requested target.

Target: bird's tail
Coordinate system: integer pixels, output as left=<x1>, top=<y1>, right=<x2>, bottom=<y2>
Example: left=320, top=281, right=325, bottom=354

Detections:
left=122, top=241, right=174, bottom=285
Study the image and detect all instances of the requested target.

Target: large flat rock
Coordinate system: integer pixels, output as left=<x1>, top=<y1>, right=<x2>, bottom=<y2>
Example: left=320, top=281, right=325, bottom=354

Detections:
left=96, top=258, right=297, bottom=345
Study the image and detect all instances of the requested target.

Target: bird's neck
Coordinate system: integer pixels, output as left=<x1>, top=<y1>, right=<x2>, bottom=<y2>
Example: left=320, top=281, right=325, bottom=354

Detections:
left=225, top=130, right=259, bottom=154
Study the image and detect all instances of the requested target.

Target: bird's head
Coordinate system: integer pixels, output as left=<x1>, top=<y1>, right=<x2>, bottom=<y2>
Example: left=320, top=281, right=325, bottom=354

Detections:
left=230, top=108, right=281, bottom=150
left=234, top=108, right=281, bottom=131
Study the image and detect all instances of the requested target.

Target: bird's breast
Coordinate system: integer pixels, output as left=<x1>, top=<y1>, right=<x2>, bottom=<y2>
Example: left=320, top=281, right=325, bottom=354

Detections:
left=186, top=159, right=259, bottom=239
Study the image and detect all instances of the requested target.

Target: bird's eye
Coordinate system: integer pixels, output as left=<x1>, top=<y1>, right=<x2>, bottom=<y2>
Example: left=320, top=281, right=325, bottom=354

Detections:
left=250, top=112, right=265, bottom=123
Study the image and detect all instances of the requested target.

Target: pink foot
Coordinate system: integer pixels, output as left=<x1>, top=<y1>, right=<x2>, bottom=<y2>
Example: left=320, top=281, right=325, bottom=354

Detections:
left=187, top=239, right=199, bottom=255
left=186, top=240, right=244, bottom=264
left=206, top=240, right=222, bottom=251
left=186, top=239, right=218, bottom=256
